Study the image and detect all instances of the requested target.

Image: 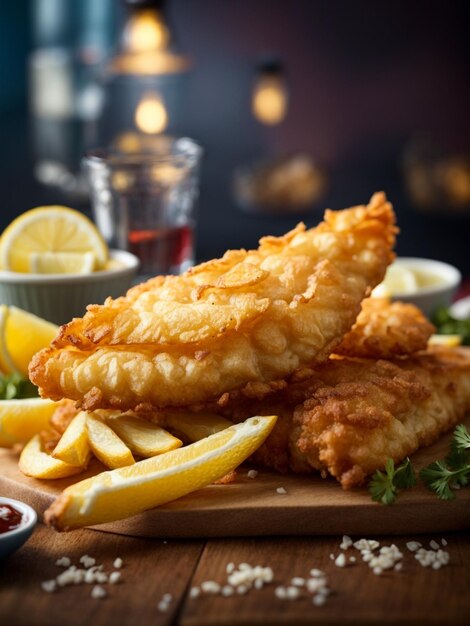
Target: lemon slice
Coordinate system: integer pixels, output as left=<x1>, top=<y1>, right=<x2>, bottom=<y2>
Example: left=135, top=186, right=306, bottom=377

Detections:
left=0, top=397, right=58, bottom=447
left=45, top=415, right=277, bottom=530
left=428, top=334, right=462, bottom=347
left=52, top=411, right=91, bottom=467
left=0, top=206, right=108, bottom=273
left=2, top=306, right=58, bottom=376
left=30, top=251, right=96, bottom=274
left=106, top=413, right=182, bottom=457
left=379, top=265, right=418, bottom=296
left=87, top=414, right=135, bottom=469
left=164, top=411, right=232, bottom=442
left=19, top=434, right=85, bottom=479
left=372, top=263, right=418, bottom=298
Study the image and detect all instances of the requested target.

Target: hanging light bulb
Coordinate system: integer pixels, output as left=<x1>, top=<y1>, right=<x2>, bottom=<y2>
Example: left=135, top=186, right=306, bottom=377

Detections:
left=109, top=0, right=190, bottom=75
left=124, top=7, right=169, bottom=54
left=252, top=59, right=288, bottom=126
left=135, top=90, right=168, bottom=134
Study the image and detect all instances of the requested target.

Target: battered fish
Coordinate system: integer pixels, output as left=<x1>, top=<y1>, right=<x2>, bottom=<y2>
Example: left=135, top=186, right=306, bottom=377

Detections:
left=335, top=297, right=435, bottom=359
left=30, top=192, right=396, bottom=410
left=218, top=347, right=470, bottom=488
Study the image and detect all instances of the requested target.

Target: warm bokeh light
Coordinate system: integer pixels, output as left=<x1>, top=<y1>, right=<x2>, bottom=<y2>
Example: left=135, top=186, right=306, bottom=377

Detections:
left=252, top=76, right=288, bottom=125
left=134, top=91, right=168, bottom=134
left=124, top=9, right=169, bottom=53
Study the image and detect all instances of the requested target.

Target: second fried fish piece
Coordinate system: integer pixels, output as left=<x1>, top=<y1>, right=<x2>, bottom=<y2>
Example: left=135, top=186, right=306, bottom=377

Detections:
left=30, top=192, right=396, bottom=410
left=218, top=347, right=470, bottom=488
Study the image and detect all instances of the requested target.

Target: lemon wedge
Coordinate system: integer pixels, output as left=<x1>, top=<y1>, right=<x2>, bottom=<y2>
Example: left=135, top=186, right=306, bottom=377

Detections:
left=52, top=411, right=91, bottom=467
left=45, top=415, right=277, bottom=530
left=164, top=411, right=232, bottom=442
left=0, top=305, right=18, bottom=375
left=3, top=306, right=58, bottom=376
left=428, top=334, right=462, bottom=348
left=0, top=206, right=108, bottom=273
left=106, top=413, right=183, bottom=457
left=19, top=434, right=85, bottom=479
left=86, top=414, right=135, bottom=469
left=0, top=397, right=58, bottom=447
left=30, top=251, right=96, bottom=274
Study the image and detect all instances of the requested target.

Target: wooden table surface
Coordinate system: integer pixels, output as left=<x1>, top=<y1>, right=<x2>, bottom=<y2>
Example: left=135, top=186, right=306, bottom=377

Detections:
left=1, top=524, right=468, bottom=626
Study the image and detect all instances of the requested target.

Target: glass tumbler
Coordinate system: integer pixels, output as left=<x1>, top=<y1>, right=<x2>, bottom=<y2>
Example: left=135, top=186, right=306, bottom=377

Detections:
left=83, top=137, right=202, bottom=278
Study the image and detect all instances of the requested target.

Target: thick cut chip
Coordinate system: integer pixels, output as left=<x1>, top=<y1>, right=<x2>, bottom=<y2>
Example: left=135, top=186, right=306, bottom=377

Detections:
left=52, top=411, right=91, bottom=467
left=105, top=413, right=182, bottom=457
left=30, top=192, right=396, bottom=410
left=19, top=434, right=84, bottom=479
left=86, top=414, right=135, bottom=469
left=164, top=411, right=232, bottom=442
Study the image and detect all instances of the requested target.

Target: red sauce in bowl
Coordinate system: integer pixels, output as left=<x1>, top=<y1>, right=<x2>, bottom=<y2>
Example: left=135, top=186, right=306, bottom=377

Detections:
left=0, top=504, right=23, bottom=534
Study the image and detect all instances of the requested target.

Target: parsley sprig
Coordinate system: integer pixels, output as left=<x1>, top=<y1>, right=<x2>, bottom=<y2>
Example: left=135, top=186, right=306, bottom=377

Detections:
left=369, top=457, right=416, bottom=505
left=369, top=425, right=470, bottom=504
left=0, top=372, right=38, bottom=400
left=420, top=424, right=470, bottom=500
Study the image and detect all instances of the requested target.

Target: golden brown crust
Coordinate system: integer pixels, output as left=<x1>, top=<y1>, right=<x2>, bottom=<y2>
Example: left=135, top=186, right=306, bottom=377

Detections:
left=220, top=347, right=470, bottom=488
left=334, top=298, right=435, bottom=359
left=30, top=193, right=396, bottom=410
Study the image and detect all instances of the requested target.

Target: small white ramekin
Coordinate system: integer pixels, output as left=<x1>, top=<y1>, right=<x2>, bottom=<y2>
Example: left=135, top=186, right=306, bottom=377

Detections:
left=0, top=249, right=139, bottom=325
left=0, top=497, right=37, bottom=560
left=388, top=257, right=461, bottom=318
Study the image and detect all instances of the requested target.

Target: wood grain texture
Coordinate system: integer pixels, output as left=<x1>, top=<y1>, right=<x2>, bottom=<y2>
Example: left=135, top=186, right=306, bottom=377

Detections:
left=0, top=524, right=204, bottom=626
left=181, top=535, right=470, bottom=626
left=1, top=527, right=468, bottom=626
left=1, top=416, right=469, bottom=537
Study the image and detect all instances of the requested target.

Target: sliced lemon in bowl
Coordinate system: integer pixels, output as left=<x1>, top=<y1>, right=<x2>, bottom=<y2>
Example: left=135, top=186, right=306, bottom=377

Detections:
left=45, top=414, right=277, bottom=530
left=0, top=397, right=58, bottom=447
left=374, top=265, right=418, bottom=297
left=30, top=251, right=96, bottom=274
left=0, top=206, right=108, bottom=273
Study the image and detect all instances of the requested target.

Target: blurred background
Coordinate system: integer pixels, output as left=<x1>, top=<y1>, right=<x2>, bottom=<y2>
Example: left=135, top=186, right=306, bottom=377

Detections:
left=1, top=0, right=469, bottom=273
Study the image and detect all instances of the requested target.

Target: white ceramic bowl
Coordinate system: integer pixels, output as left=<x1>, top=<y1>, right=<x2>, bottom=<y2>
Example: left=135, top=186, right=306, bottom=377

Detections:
left=0, top=497, right=37, bottom=560
left=387, top=257, right=461, bottom=318
left=0, top=249, right=139, bottom=325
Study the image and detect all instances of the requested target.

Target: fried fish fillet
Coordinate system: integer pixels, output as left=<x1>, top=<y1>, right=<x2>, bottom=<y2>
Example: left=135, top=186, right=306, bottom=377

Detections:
left=30, top=192, right=396, bottom=411
left=217, top=347, right=470, bottom=488
left=334, top=297, right=435, bottom=359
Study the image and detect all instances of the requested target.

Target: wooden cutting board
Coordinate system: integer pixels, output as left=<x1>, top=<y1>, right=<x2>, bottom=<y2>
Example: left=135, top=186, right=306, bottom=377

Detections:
left=1, top=415, right=469, bottom=538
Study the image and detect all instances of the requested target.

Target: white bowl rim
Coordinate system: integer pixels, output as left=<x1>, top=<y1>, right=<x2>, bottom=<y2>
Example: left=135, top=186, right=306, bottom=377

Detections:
left=0, top=249, right=140, bottom=284
left=388, top=257, right=461, bottom=297
left=0, top=496, right=37, bottom=541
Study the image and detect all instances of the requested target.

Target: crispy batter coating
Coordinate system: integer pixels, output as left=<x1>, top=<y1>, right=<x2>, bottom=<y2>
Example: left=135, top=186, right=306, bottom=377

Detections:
left=30, top=193, right=396, bottom=410
left=220, top=347, right=470, bottom=488
left=334, top=297, right=435, bottom=359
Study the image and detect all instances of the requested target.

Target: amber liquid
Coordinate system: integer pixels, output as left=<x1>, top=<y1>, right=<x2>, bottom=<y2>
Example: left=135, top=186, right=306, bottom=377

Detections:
left=128, top=225, right=193, bottom=276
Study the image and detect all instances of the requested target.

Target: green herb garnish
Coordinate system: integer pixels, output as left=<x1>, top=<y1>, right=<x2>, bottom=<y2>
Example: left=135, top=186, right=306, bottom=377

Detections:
left=420, top=424, right=470, bottom=500
left=369, top=457, right=416, bottom=505
left=432, top=307, right=470, bottom=345
left=0, top=372, right=38, bottom=400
